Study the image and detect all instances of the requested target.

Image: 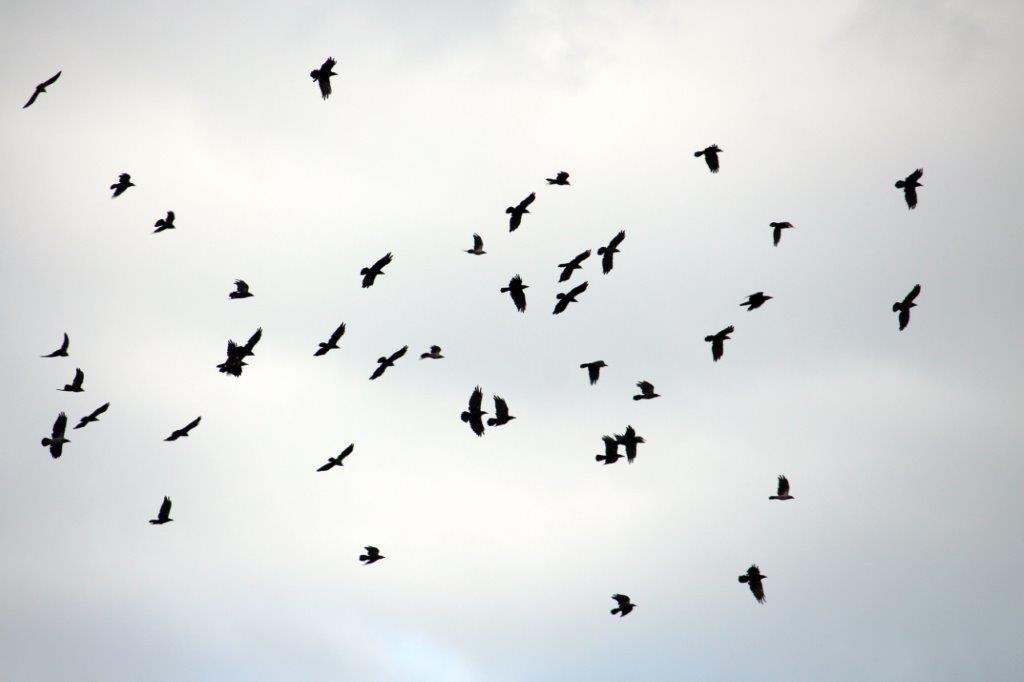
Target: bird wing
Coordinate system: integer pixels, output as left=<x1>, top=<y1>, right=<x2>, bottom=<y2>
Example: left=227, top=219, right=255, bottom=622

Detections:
left=388, top=346, right=408, bottom=363
left=321, top=57, right=337, bottom=72
left=517, top=192, right=536, bottom=211
left=907, top=168, right=923, bottom=183
left=637, top=381, right=653, bottom=393
left=235, top=279, right=249, bottom=294
left=773, top=225, right=782, bottom=246
left=316, top=460, right=336, bottom=472
left=184, top=416, right=201, bottom=432
left=607, top=230, right=626, bottom=250
left=159, top=496, right=172, bottom=520
left=365, top=546, right=378, bottom=555
left=749, top=577, right=766, bottom=603
left=329, top=322, right=347, bottom=345
left=119, top=173, right=130, bottom=182
left=60, top=333, right=69, bottom=352
left=602, top=436, right=618, bottom=456
left=371, top=252, right=393, bottom=272
left=72, top=368, right=84, bottom=388
left=368, top=362, right=387, bottom=380
left=612, top=594, right=630, bottom=606
left=245, top=327, right=263, bottom=352
left=720, top=325, right=735, bottom=337
left=473, top=233, right=483, bottom=250
left=469, top=386, right=484, bottom=412
left=510, top=286, right=526, bottom=312
left=23, top=89, right=41, bottom=108
left=705, top=150, right=720, bottom=172
left=572, top=249, right=591, bottom=266
left=91, top=403, right=110, bottom=419
left=712, top=339, right=724, bottom=361
left=557, top=171, right=569, bottom=182
left=587, top=365, right=600, bottom=384
left=226, top=340, right=242, bottom=360
left=568, top=281, right=589, bottom=299
left=53, top=412, right=68, bottom=438
left=898, top=308, right=910, bottom=330
left=493, top=396, right=509, bottom=419
left=777, top=476, right=789, bottom=496
left=338, top=443, right=354, bottom=461
left=40, top=71, right=61, bottom=88
left=903, top=284, right=921, bottom=305
left=904, top=185, right=918, bottom=209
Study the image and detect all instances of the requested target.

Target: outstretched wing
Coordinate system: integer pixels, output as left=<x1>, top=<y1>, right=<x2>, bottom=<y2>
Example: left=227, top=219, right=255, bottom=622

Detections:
left=234, top=279, right=249, bottom=295
left=637, top=380, right=653, bottom=393
left=469, top=386, right=483, bottom=413
left=337, top=443, right=354, bottom=461
left=517, top=192, right=536, bottom=211
left=705, top=149, right=720, bottom=172
left=388, top=345, right=408, bottom=363
left=60, top=332, right=69, bottom=352
left=40, top=71, right=62, bottom=88
left=90, top=402, right=110, bottom=419
left=903, top=184, right=918, bottom=209
left=329, top=322, right=347, bottom=345
left=245, top=327, right=263, bottom=353
left=372, top=252, right=393, bottom=272
left=907, top=168, right=923, bottom=184
left=493, top=396, right=509, bottom=420
left=612, top=594, right=630, bottom=607
left=184, top=416, right=201, bottom=432
left=52, top=412, right=68, bottom=439
left=903, top=284, right=921, bottom=306
left=607, top=230, right=626, bottom=250
left=368, top=362, right=387, bottom=381
left=602, top=436, right=618, bottom=456
left=158, top=496, right=172, bottom=520
left=320, top=57, right=337, bottom=73
left=568, top=281, right=589, bottom=299
left=748, top=576, right=766, bottom=603
left=777, top=476, right=790, bottom=497
left=23, top=89, right=40, bottom=108
left=473, top=233, right=483, bottom=251
left=72, top=368, right=84, bottom=388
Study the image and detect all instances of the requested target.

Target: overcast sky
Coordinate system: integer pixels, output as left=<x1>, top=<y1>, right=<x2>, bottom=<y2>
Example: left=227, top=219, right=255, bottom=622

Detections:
left=2, top=1, right=1023, bottom=680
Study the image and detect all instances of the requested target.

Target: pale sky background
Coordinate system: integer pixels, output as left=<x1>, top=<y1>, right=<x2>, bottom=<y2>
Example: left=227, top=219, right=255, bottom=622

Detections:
left=2, top=1, right=1023, bottom=680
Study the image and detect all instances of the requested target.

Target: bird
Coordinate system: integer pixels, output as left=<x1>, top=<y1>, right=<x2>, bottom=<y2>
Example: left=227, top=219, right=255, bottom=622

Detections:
left=217, top=340, right=247, bottom=376
left=769, top=475, right=794, bottom=501
left=486, top=396, right=515, bottom=427
left=557, top=250, right=590, bottom=282
left=314, top=322, right=346, bottom=356
left=740, top=292, right=772, bottom=310
left=317, top=443, right=354, bottom=472
left=310, top=57, right=338, bottom=100
left=153, top=211, right=175, bottom=233
left=770, top=221, right=793, bottom=247
left=41, top=412, right=69, bottom=458
left=546, top=171, right=570, bottom=185
left=501, top=275, right=528, bottom=313
left=633, top=381, right=659, bottom=400
left=59, top=368, right=84, bottom=392
left=738, top=565, right=767, bottom=603
left=361, top=252, right=393, bottom=288
left=165, top=416, right=201, bottom=441
left=110, top=173, right=134, bottom=197
left=614, top=425, right=645, bottom=464
left=597, top=230, right=626, bottom=274
left=149, top=496, right=173, bottom=525
left=22, top=71, right=61, bottom=109
left=465, top=233, right=486, bottom=255
left=369, top=346, right=408, bottom=380
left=893, top=284, right=921, bottom=331
left=553, top=281, right=588, bottom=315
left=460, top=386, right=487, bottom=437
left=705, top=325, right=734, bottom=362
left=73, top=403, right=109, bottom=430
left=229, top=280, right=253, bottom=299
left=695, top=144, right=723, bottom=173
left=359, top=546, right=384, bottom=564
left=895, top=168, right=923, bottom=209
left=506, top=192, right=535, bottom=232
left=580, top=360, right=607, bottom=385
left=41, top=332, right=69, bottom=358
left=610, top=594, right=635, bottom=617
left=420, top=345, right=443, bottom=360
left=595, top=435, right=623, bottom=465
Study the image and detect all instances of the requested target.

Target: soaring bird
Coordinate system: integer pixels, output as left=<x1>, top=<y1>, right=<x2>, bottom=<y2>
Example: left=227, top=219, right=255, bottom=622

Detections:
left=501, top=275, right=528, bottom=313
left=893, top=284, right=921, bottom=331
left=314, top=322, right=346, bottom=356
left=615, top=425, right=645, bottom=464
left=465, top=233, right=486, bottom=255
left=633, top=381, right=659, bottom=401
left=705, top=325, right=734, bottom=362
left=317, top=443, right=354, bottom=472
left=769, top=475, right=794, bottom=501
left=59, top=368, right=84, bottom=392
left=361, top=252, right=393, bottom=288
left=553, top=281, right=588, bottom=315
left=558, top=249, right=590, bottom=282
left=229, top=280, right=253, bottom=299
left=598, top=230, right=626, bottom=274
left=165, top=416, right=201, bottom=441
left=74, top=403, right=109, bottom=430
left=22, top=71, right=61, bottom=109
left=217, top=341, right=247, bottom=376
left=486, top=396, right=515, bottom=427
left=153, top=211, right=176, bottom=233
left=41, top=412, right=69, bottom=458
left=41, top=332, right=69, bottom=358
left=149, top=496, right=173, bottom=525
left=420, top=345, right=444, bottom=360
left=580, top=360, right=607, bottom=385
left=740, top=292, right=772, bottom=311
left=595, top=435, right=623, bottom=465
left=110, top=173, right=134, bottom=197
left=610, top=594, right=635, bottom=617
left=369, top=346, right=408, bottom=380
left=895, top=168, right=923, bottom=209
left=695, top=144, right=722, bottom=173
left=546, top=171, right=570, bottom=186
left=738, top=565, right=767, bottom=603
left=359, top=546, right=384, bottom=564
left=506, top=192, right=535, bottom=232
left=770, top=221, right=793, bottom=247
left=310, top=57, right=338, bottom=100
left=460, top=386, right=487, bottom=437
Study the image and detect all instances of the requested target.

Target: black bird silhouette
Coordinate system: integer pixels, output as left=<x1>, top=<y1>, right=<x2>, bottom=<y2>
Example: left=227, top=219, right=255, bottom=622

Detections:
left=893, top=284, right=921, bottom=331
left=42, top=332, right=69, bottom=358
left=705, top=325, right=734, bottom=362
left=461, top=386, right=487, bottom=437
left=361, top=252, right=393, bottom=288
left=633, top=381, right=659, bottom=401
left=610, top=594, right=635, bottom=617
left=239, top=327, right=262, bottom=359
left=310, top=57, right=338, bottom=100
left=420, top=345, right=443, bottom=360
left=149, top=496, right=173, bottom=525
left=369, top=345, right=408, bottom=380
left=465, top=233, right=486, bottom=255
left=769, top=475, right=794, bottom=501
left=506, top=192, right=535, bottom=232
left=153, top=211, right=175, bottom=233
left=738, top=565, right=767, bottom=603
left=501, top=275, right=528, bottom=313
left=317, top=443, right=354, bottom=472
left=615, top=425, right=645, bottom=464
left=165, top=416, right=201, bottom=441
left=217, top=341, right=247, bottom=376
left=359, top=546, right=384, bottom=564
left=486, top=396, right=515, bottom=427
left=557, top=249, right=590, bottom=282
left=110, top=173, right=134, bottom=197
left=59, top=368, right=84, bottom=392
left=595, top=435, right=623, bottom=465
left=695, top=144, right=722, bottom=173
left=580, top=360, right=607, bottom=385
left=770, top=221, right=793, bottom=247
left=546, top=171, right=570, bottom=185
left=314, top=322, right=346, bottom=356
left=41, top=412, right=69, bottom=458
left=895, top=168, right=923, bottom=209
left=23, top=71, right=61, bottom=109
left=553, top=281, right=588, bottom=315
left=740, top=292, right=772, bottom=310
left=74, top=402, right=109, bottom=430
left=229, top=280, right=253, bottom=299
left=598, top=230, right=625, bottom=274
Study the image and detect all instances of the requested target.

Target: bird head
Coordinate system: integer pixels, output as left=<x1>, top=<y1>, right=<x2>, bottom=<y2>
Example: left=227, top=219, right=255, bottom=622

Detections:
left=360, top=267, right=370, bottom=275
left=377, top=356, right=387, bottom=364
left=556, top=293, right=565, bottom=300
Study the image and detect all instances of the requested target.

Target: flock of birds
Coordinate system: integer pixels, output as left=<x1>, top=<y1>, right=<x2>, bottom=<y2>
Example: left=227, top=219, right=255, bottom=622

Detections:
left=27, top=58, right=926, bottom=614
